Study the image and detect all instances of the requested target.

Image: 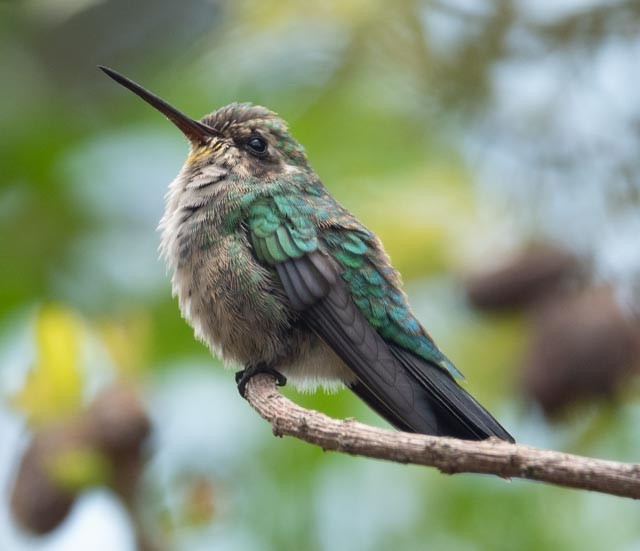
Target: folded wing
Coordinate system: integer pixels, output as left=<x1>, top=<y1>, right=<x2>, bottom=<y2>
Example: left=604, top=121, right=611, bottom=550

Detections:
left=248, top=198, right=514, bottom=441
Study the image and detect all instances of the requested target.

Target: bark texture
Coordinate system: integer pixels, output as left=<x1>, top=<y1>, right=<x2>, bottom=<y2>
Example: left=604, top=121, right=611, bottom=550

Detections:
left=245, top=373, right=640, bottom=499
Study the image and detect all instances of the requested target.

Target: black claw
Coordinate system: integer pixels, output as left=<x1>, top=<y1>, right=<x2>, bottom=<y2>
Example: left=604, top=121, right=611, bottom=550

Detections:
left=273, top=371, right=287, bottom=387
left=236, top=364, right=287, bottom=398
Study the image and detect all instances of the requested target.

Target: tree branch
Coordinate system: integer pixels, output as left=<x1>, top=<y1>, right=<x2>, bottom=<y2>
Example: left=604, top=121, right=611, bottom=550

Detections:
left=244, top=374, right=640, bottom=499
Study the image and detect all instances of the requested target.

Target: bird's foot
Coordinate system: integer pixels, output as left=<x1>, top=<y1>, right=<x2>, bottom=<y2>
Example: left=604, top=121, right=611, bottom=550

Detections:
left=235, top=363, right=287, bottom=398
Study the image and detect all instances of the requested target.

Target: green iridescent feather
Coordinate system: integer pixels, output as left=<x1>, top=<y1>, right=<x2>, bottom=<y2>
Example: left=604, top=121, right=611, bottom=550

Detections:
left=244, top=185, right=463, bottom=380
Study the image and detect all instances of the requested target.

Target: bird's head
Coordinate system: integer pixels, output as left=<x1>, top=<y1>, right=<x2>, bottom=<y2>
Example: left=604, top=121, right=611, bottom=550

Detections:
left=100, top=67, right=311, bottom=184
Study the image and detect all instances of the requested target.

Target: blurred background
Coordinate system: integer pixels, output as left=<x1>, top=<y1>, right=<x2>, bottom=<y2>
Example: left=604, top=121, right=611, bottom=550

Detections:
left=2, top=0, right=640, bottom=549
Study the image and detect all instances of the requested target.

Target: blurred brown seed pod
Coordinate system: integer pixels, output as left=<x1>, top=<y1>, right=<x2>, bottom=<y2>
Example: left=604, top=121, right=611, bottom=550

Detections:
left=465, top=245, right=580, bottom=311
left=522, top=287, right=640, bottom=417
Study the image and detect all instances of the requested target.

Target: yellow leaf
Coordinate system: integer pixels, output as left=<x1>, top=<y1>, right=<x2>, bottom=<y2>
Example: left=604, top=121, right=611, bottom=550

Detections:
left=13, top=306, right=84, bottom=426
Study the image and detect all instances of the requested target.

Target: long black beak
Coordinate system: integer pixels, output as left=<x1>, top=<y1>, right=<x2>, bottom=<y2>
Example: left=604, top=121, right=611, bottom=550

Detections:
left=99, top=66, right=219, bottom=144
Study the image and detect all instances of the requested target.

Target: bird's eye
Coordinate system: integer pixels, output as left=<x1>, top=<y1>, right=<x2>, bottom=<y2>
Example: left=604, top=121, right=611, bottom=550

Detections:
left=246, top=136, right=267, bottom=156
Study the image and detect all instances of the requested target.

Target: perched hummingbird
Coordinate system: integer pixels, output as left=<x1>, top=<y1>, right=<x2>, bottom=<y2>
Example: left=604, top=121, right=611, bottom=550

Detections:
left=101, top=67, right=513, bottom=442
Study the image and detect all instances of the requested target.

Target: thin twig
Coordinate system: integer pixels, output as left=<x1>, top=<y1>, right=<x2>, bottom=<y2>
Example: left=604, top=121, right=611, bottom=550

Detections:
left=244, top=374, right=640, bottom=499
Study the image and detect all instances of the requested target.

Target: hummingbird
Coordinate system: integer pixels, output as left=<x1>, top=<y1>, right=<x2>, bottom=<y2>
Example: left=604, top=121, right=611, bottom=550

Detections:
left=100, top=67, right=514, bottom=442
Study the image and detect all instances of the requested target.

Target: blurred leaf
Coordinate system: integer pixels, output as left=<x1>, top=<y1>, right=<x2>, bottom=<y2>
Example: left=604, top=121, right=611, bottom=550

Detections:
left=12, top=305, right=85, bottom=425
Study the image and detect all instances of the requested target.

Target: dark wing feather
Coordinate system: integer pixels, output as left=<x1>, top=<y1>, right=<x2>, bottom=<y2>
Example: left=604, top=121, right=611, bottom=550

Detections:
left=277, top=252, right=513, bottom=440
left=307, top=278, right=440, bottom=434
left=347, top=380, right=415, bottom=433
left=390, top=346, right=515, bottom=441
